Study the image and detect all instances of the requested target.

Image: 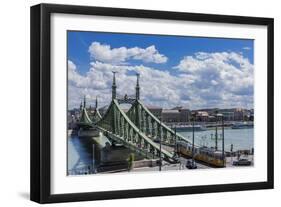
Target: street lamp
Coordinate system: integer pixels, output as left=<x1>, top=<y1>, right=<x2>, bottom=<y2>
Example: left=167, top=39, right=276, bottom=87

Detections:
left=230, top=143, right=233, bottom=164
left=191, top=112, right=196, bottom=166
left=174, top=125, right=177, bottom=156
left=215, top=110, right=218, bottom=151
left=159, top=117, right=162, bottom=171
left=221, top=114, right=225, bottom=167
left=217, top=113, right=225, bottom=167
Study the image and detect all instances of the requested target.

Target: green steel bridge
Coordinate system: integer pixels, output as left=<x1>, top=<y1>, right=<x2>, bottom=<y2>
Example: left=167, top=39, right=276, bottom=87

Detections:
left=77, top=72, right=197, bottom=162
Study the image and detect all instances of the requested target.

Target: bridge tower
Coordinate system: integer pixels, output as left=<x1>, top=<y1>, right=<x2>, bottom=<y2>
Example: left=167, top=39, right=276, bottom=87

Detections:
left=112, top=71, right=117, bottom=100
left=135, top=73, right=141, bottom=128
left=95, top=96, right=98, bottom=109
left=136, top=73, right=140, bottom=100
left=111, top=72, right=117, bottom=133
left=91, top=96, right=102, bottom=123
left=78, top=95, right=93, bottom=128
left=79, top=101, right=82, bottom=111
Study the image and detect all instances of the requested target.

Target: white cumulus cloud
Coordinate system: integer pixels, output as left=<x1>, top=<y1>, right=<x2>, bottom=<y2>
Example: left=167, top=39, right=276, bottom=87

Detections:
left=242, top=47, right=252, bottom=50
left=88, top=42, right=168, bottom=64
left=174, top=51, right=254, bottom=97
left=68, top=51, right=253, bottom=110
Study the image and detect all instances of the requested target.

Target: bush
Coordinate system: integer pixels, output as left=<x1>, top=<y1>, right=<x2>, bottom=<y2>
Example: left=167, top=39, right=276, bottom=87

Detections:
left=127, top=153, right=135, bottom=171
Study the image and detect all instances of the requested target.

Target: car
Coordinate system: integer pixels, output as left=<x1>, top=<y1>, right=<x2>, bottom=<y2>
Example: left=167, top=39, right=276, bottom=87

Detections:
left=185, top=159, right=197, bottom=169
left=232, top=158, right=252, bottom=166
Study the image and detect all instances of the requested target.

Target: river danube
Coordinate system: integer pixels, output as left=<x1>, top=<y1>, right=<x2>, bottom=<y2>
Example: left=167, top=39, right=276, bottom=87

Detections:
left=178, top=127, right=253, bottom=151
left=67, top=127, right=253, bottom=174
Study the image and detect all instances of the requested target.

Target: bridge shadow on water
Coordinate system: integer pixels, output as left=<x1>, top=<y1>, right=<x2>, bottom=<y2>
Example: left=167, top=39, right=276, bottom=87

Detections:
left=68, top=135, right=145, bottom=175
left=68, top=135, right=98, bottom=174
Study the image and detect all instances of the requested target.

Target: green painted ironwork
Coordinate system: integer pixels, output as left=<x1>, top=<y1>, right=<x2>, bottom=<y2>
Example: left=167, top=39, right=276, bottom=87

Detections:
left=96, top=99, right=174, bottom=160
left=77, top=107, right=93, bottom=129
left=92, top=109, right=102, bottom=123
left=77, top=72, right=200, bottom=162
left=127, top=100, right=199, bottom=147
left=91, top=97, right=102, bottom=123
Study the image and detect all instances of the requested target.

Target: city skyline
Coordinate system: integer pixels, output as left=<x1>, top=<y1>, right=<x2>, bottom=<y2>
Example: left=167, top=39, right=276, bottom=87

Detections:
left=68, top=96, right=253, bottom=111
left=68, top=31, right=254, bottom=110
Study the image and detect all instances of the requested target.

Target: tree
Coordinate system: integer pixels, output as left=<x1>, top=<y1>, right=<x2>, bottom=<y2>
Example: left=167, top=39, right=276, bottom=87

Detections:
left=127, top=153, right=135, bottom=171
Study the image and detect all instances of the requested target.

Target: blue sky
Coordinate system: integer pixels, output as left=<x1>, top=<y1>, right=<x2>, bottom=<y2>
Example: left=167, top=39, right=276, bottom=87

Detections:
left=67, top=31, right=254, bottom=109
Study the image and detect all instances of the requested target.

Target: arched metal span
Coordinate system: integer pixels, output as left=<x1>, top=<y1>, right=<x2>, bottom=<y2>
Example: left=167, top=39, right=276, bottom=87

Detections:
left=96, top=99, right=175, bottom=161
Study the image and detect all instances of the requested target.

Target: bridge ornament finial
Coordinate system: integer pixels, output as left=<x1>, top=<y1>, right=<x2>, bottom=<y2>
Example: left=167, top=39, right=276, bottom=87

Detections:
left=83, top=95, right=86, bottom=108
left=136, top=73, right=140, bottom=100
left=112, top=71, right=117, bottom=100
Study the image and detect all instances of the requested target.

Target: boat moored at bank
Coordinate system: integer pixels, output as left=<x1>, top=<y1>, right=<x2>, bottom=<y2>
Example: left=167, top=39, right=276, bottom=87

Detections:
left=175, top=124, right=207, bottom=132
left=232, top=122, right=253, bottom=129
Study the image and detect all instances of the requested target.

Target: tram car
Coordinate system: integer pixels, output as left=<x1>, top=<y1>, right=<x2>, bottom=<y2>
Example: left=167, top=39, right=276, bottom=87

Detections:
left=176, top=141, right=225, bottom=168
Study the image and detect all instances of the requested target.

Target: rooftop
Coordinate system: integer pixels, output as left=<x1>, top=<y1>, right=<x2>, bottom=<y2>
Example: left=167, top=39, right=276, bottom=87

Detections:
left=162, top=109, right=180, bottom=114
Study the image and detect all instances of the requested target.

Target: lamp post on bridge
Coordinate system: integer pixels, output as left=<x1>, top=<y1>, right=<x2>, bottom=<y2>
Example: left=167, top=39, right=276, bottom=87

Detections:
left=215, top=110, right=218, bottom=151
left=174, top=125, right=177, bottom=156
left=216, top=113, right=225, bottom=167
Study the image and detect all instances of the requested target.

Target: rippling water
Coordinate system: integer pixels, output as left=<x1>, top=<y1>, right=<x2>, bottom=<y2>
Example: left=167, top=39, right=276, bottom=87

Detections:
left=178, top=127, right=254, bottom=151
left=67, top=127, right=253, bottom=174
left=67, top=135, right=99, bottom=174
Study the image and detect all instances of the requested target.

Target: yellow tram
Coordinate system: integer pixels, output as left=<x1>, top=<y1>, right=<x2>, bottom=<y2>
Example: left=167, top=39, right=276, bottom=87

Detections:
left=177, top=141, right=225, bottom=167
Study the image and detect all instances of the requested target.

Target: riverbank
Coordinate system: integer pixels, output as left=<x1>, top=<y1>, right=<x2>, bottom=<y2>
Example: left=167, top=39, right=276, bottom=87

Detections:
left=67, top=126, right=254, bottom=175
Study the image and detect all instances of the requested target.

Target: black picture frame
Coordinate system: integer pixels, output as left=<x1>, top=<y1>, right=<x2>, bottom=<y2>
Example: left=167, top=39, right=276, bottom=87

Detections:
left=30, top=3, right=274, bottom=204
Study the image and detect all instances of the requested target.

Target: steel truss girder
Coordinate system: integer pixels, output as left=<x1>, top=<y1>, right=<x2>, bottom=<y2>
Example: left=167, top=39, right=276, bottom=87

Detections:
left=96, top=100, right=174, bottom=161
